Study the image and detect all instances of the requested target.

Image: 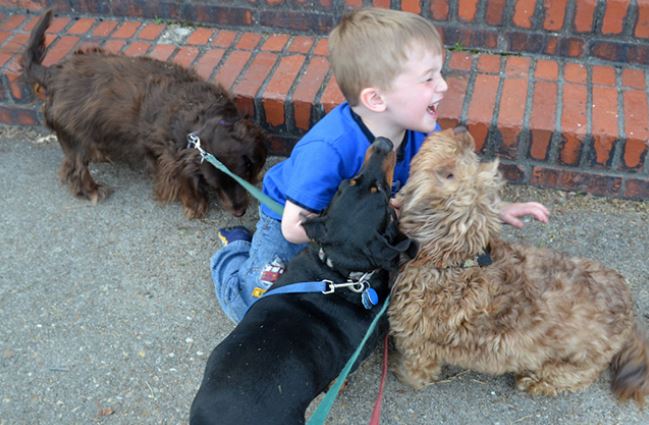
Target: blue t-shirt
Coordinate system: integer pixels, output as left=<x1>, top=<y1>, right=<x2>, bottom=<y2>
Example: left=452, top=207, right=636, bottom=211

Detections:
left=261, top=102, right=439, bottom=220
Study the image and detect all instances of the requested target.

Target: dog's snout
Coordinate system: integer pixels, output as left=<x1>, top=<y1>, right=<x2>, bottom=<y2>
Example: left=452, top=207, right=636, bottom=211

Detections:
left=372, top=137, right=394, bottom=154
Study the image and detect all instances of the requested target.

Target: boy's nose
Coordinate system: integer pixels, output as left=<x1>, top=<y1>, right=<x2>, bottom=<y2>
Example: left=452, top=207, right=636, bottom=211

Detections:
left=437, top=76, right=448, bottom=94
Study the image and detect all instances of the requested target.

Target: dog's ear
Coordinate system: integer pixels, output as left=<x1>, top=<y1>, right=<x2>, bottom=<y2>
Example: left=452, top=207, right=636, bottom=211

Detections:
left=453, top=126, right=476, bottom=152
left=302, top=216, right=327, bottom=243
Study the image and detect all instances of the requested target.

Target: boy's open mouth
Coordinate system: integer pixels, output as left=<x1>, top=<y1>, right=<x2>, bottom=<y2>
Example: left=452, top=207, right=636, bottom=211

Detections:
left=427, top=102, right=440, bottom=114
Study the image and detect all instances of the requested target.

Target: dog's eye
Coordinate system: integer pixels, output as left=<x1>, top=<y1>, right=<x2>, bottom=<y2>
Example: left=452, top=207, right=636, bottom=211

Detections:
left=446, top=173, right=454, bottom=179
left=370, top=185, right=378, bottom=193
left=349, top=179, right=358, bottom=186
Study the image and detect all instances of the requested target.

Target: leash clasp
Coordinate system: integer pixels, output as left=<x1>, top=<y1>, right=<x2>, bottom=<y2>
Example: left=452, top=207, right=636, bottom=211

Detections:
left=186, top=132, right=207, bottom=163
left=322, top=280, right=367, bottom=294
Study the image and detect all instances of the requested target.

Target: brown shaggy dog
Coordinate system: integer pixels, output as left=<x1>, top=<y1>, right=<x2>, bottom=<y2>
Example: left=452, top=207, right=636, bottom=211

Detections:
left=388, top=127, right=649, bottom=404
left=21, top=10, right=267, bottom=218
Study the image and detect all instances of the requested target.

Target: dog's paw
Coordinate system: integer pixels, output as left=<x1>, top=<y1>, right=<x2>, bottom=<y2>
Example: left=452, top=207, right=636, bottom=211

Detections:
left=88, top=185, right=113, bottom=205
left=184, top=204, right=208, bottom=219
left=515, top=374, right=558, bottom=397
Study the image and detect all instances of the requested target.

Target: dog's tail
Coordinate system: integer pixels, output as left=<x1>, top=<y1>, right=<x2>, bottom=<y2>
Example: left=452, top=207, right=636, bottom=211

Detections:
left=20, top=9, right=52, bottom=88
left=610, top=322, right=649, bottom=407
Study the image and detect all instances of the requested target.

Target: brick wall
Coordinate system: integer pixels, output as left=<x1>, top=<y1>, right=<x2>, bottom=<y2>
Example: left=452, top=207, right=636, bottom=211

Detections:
left=0, top=2, right=648, bottom=198
left=3, top=0, right=649, bottom=65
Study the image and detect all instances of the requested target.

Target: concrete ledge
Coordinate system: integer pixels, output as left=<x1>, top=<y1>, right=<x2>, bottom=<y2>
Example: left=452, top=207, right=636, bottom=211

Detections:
left=0, top=9, right=648, bottom=199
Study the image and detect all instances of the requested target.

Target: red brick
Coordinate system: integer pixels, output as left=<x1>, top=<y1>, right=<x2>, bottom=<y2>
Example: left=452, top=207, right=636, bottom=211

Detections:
left=194, top=49, right=225, bottom=81
left=112, top=22, right=141, bottom=39
left=261, top=34, right=289, bottom=52
left=6, top=71, right=27, bottom=102
left=624, top=179, right=649, bottom=199
left=513, top=0, right=537, bottom=29
left=563, top=63, right=587, bottom=84
left=636, top=2, right=649, bottom=38
left=372, top=0, right=390, bottom=8
left=499, top=163, right=527, bottom=183
left=46, top=17, right=71, bottom=35
left=0, top=14, right=26, bottom=32
left=621, top=68, right=646, bottom=90
left=15, top=107, right=40, bottom=126
left=622, top=90, right=649, bottom=169
left=498, top=62, right=529, bottom=157
left=345, top=0, right=363, bottom=8
left=601, top=0, right=630, bottom=35
left=447, top=51, right=473, bottom=72
left=67, top=18, right=95, bottom=35
left=173, top=46, right=200, bottom=69
left=186, top=28, right=214, bottom=46
left=531, top=167, right=622, bottom=196
left=42, top=35, right=80, bottom=67
left=430, top=0, right=449, bottom=20
left=543, top=0, right=567, bottom=31
left=505, top=56, right=531, bottom=78
left=529, top=80, right=558, bottom=160
left=401, top=0, right=421, bottom=14
left=149, top=44, right=176, bottom=62
left=313, top=38, right=328, bottom=56
left=591, top=86, right=619, bottom=165
left=477, top=55, right=500, bottom=73
left=212, top=30, right=237, bottom=48
left=138, top=23, right=165, bottom=41
left=123, top=41, right=150, bottom=57
left=102, top=39, right=126, bottom=54
left=233, top=52, right=278, bottom=118
left=574, top=0, right=596, bottom=33
left=215, top=50, right=252, bottom=91
left=237, top=32, right=262, bottom=50
left=560, top=82, right=588, bottom=165
left=288, top=36, right=314, bottom=54
left=535, top=59, right=559, bottom=80
left=591, top=65, right=616, bottom=86
left=263, top=55, right=306, bottom=127
left=458, top=0, right=479, bottom=22
left=92, top=20, right=118, bottom=38
left=485, top=0, right=507, bottom=26
left=0, top=30, right=10, bottom=45
left=437, top=74, right=468, bottom=130
left=2, top=33, right=28, bottom=67
left=466, top=74, right=499, bottom=151
left=293, top=56, right=330, bottom=131
left=321, top=75, right=345, bottom=113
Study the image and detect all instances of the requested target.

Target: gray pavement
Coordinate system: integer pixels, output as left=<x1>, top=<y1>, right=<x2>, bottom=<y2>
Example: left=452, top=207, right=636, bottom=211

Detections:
left=1, top=124, right=648, bottom=425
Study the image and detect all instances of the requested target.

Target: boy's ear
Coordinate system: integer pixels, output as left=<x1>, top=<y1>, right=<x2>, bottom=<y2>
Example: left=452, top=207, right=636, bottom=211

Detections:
left=359, top=87, right=386, bottom=112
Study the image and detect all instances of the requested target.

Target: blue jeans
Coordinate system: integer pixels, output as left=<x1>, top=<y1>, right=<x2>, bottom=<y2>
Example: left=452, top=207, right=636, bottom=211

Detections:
left=210, top=211, right=307, bottom=323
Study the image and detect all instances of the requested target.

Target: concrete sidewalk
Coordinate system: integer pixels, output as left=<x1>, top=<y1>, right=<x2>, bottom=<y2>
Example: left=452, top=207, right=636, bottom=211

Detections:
left=1, top=125, right=648, bottom=424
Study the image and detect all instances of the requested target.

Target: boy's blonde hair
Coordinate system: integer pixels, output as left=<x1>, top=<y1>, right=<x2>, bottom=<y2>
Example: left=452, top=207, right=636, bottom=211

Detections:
left=328, top=8, right=443, bottom=106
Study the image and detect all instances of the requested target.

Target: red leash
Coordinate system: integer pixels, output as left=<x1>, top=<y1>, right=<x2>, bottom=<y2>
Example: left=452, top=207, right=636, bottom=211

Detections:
left=368, top=333, right=389, bottom=425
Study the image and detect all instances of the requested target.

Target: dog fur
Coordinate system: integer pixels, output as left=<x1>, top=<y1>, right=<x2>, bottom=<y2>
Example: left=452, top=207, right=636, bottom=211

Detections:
left=21, top=10, right=267, bottom=218
left=190, top=138, right=413, bottom=425
left=388, top=127, right=649, bottom=405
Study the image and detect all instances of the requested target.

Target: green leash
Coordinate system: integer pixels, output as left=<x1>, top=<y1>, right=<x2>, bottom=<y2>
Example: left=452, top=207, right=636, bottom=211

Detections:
left=187, top=133, right=285, bottom=217
left=306, top=295, right=391, bottom=425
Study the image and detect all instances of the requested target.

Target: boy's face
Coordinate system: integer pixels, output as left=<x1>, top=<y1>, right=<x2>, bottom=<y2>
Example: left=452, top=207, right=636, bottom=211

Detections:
left=380, top=46, right=447, bottom=134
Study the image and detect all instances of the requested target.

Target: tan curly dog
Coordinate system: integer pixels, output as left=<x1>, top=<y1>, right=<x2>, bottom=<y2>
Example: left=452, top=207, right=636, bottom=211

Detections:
left=388, top=127, right=649, bottom=405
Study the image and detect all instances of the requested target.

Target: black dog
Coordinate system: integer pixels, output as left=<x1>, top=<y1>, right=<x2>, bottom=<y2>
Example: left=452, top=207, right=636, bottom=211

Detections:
left=21, top=10, right=267, bottom=218
left=190, top=138, right=413, bottom=424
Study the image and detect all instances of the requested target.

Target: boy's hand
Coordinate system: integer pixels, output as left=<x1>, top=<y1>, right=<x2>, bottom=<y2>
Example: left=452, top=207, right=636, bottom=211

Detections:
left=389, top=197, right=401, bottom=218
left=499, top=201, right=549, bottom=228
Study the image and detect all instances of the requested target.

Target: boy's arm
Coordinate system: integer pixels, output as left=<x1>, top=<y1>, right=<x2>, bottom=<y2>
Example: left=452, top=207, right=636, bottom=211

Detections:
left=281, top=200, right=318, bottom=244
left=499, top=201, right=549, bottom=228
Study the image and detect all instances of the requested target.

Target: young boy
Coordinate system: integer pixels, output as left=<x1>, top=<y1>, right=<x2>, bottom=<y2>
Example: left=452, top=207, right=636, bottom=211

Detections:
left=211, top=7, right=549, bottom=323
